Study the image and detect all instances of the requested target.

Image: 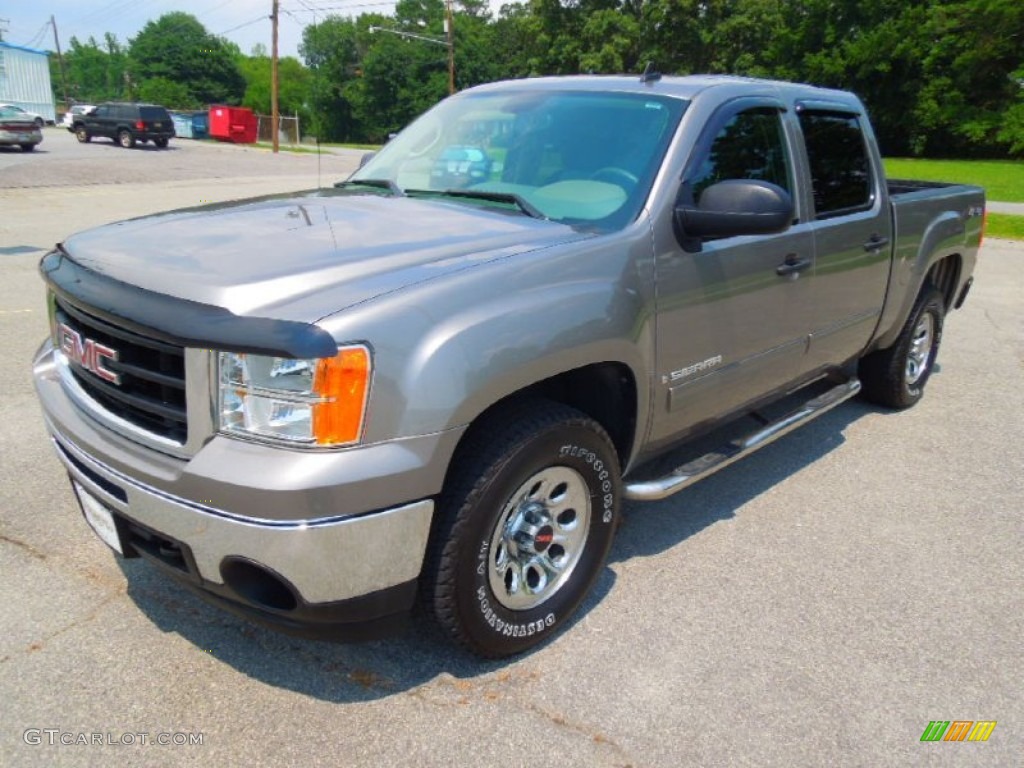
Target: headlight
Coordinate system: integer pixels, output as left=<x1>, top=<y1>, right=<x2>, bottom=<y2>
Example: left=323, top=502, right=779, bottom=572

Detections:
left=218, top=346, right=371, bottom=447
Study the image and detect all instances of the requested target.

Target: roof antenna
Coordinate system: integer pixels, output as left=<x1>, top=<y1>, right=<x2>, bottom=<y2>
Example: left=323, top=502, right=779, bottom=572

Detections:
left=640, top=62, right=662, bottom=84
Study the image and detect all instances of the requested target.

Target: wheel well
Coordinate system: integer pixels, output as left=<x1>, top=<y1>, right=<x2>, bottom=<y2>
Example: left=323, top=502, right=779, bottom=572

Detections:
left=458, top=363, right=638, bottom=471
left=926, top=254, right=962, bottom=311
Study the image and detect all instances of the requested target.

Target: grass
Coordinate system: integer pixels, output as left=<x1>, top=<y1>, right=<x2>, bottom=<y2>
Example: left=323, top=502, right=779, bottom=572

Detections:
left=252, top=142, right=323, bottom=155
left=313, top=141, right=382, bottom=151
left=883, top=158, right=1024, bottom=202
left=986, top=213, right=1024, bottom=241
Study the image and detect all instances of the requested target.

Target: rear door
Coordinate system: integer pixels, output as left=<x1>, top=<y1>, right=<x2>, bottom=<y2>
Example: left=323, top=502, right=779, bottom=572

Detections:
left=650, top=99, right=814, bottom=444
left=794, top=106, right=892, bottom=370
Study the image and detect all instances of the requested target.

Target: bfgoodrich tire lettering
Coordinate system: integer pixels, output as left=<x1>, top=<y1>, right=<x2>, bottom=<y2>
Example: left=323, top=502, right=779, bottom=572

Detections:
left=860, top=285, right=945, bottom=409
left=424, top=400, right=621, bottom=658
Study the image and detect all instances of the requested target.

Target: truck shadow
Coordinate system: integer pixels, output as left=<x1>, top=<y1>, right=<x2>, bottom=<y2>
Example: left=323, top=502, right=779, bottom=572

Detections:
left=118, top=398, right=880, bottom=703
left=610, top=397, right=878, bottom=563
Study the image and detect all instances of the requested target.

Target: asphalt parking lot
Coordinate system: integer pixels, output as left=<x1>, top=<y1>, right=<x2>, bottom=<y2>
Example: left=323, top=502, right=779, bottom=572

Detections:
left=1, top=129, right=1021, bottom=767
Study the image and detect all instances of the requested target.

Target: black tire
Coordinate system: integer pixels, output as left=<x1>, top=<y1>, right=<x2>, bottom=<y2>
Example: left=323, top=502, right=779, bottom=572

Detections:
left=423, top=400, right=621, bottom=658
left=75, top=126, right=90, bottom=143
left=860, top=285, right=945, bottom=409
left=154, top=138, right=169, bottom=148
left=21, top=144, right=36, bottom=152
left=118, top=129, right=135, bottom=149
left=34, top=117, right=44, bottom=129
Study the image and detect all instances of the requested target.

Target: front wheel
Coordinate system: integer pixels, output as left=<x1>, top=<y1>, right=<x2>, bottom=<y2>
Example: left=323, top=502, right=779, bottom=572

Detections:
left=118, top=129, right=135, bottom=148
left=860, top=285, right=945, bottom=409
left=75, top=126, right=90, bottom=143
left=424, top=401, right=621, bottom=658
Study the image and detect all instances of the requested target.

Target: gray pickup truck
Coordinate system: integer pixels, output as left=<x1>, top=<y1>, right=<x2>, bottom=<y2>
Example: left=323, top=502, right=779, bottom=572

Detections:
left=32, top=74, right=984, bottom=657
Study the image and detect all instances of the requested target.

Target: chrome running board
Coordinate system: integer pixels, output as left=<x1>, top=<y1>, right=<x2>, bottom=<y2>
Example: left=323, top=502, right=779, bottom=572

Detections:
left=624, top=378, right=862, bottom=501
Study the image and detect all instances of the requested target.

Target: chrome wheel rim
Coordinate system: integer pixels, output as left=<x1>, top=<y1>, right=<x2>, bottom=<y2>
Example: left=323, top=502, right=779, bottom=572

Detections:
left=488, top=466, right=591, bottom=611
left=905, top=312, right=934, bottom=386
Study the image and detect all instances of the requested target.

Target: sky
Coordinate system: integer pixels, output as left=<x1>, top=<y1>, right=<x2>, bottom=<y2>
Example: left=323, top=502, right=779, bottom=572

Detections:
left=1, top=0, right=401, bottom=61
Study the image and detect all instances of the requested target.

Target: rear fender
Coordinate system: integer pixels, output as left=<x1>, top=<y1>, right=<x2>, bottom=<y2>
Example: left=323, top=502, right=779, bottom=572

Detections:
left=873, top=210, right=965, bottom=351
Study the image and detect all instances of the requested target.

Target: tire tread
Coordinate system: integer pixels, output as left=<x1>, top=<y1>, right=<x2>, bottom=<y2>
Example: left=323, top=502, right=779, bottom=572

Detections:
left=422, top=399, right=616, bottom=657
left=860, top=285, right=945, bottom=409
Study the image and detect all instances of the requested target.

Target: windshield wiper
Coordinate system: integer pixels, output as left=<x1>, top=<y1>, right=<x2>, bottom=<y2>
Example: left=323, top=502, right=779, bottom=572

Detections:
left=406, top=189, right=546, bottom=220
left=334, top=179, right=404, bottom=196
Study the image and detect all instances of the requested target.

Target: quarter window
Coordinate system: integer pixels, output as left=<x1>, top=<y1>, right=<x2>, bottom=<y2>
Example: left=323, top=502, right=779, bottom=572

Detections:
left=798, top=111, right=872, bottom=217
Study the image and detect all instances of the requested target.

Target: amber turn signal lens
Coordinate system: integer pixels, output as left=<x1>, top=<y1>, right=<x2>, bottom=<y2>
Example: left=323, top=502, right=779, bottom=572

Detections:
left=312, top=346, right=371, bottom=445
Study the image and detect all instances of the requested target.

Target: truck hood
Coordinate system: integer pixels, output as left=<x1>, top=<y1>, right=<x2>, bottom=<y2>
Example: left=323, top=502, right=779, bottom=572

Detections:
left=61, top=189, right=587, bottom=322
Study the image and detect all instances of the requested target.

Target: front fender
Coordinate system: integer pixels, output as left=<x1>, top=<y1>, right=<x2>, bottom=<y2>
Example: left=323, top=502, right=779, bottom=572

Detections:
left=317, top=225, right=656, bottom=453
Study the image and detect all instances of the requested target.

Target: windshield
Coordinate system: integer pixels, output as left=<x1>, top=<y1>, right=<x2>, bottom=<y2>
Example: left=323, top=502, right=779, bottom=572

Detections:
left=351, top=89, right=687, bottom=229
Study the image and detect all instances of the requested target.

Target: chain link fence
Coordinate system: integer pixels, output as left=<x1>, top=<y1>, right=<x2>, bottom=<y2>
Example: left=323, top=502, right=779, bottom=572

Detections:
left=256, top=115, right=301, bottom=145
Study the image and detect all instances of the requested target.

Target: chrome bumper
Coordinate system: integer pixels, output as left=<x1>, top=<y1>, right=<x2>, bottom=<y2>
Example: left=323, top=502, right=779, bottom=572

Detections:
left=51, top=431, right=433, bottom=604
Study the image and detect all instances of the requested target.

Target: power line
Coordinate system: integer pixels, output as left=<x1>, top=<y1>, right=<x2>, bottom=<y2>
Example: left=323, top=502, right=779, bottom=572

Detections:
left=284, top=1, right=399, bottom=13
left=217, top=16, right=269, bottom=37
left=19, top=20, right=51, bottom=50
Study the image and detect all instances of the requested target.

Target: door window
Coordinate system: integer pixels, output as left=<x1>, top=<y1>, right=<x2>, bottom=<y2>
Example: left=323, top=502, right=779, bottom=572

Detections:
left=798, top=111, right=872, bottom=217
left=688, top=107, right=792, bottom=203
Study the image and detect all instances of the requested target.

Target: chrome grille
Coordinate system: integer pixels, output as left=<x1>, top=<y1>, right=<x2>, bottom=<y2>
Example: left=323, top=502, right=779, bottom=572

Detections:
left=54, top=297, right=187, bottom=443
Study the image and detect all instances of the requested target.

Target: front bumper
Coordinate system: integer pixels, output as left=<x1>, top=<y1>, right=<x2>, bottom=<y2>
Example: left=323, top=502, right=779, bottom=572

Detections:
left=33, top=341, right=448, bottom=639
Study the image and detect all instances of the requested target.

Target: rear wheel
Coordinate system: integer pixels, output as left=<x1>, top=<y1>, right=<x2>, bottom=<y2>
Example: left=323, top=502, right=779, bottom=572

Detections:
left=424, top=401, right=621, bottom=658
left=75, top=126, right=90, bottom=143
left=21, top=144, right=36, bottom=152
left=154, top=138, right=169, bottom=148
left=860, top=285, right=945, bottom=409
left=118, top=129, right=135, bottom=148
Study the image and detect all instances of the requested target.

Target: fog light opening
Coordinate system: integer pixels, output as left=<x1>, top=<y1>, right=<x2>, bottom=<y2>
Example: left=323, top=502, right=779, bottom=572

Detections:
left=220, top=558, right=298, bottom=612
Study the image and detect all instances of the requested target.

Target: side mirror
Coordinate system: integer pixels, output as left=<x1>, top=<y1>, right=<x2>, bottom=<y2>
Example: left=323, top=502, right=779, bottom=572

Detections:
left=358, top=151, right=376, bottom=169
left=675, top=180, right=794, bottom=239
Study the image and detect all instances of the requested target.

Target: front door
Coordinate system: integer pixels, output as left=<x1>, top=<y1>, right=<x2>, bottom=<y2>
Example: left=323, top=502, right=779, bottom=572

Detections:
left=649, top=101, right=814, bottom=447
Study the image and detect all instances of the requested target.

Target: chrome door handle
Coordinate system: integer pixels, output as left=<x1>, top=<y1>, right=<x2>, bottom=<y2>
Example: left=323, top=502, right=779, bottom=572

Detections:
left=776, top=256, right=812, bottom=276
left=863, top=234, right=890, bottom=252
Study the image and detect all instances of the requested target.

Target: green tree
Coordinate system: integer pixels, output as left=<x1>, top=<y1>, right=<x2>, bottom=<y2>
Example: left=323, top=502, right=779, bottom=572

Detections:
left=912, top=0, right=1024, bottom=156
left=128, top=12, right=245, bottom=107
left=136, top=77, right=193, bottom=109
left=238, top=55, right=314, bottom=134
left=300, top=16, right=364, bottom=141
left=54, top=34, right=128, bottom=104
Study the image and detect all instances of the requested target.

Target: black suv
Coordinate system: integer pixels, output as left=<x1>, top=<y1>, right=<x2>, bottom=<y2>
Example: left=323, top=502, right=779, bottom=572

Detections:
left=74, top=103, right=175, bottom=148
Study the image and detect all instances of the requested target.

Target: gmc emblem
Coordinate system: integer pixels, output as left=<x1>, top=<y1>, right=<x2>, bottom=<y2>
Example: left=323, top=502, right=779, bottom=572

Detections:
left=57, top=322, right=121, bottom=385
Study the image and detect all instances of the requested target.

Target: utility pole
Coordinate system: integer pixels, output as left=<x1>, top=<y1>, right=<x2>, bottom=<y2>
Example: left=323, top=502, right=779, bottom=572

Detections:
left=51, top=16, right=70, bottom=108
left=445, top=0, right=455, bottom=95
left=271, top=0, right=280, bottom=153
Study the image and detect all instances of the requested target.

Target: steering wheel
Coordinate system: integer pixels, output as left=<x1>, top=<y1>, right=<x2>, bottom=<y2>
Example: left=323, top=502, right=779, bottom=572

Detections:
left=589, top=167, right=639, bottom=189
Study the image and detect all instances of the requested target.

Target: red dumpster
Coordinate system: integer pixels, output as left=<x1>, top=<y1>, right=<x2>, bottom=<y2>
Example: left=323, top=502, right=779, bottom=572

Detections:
left=208, top=105, right=258, bottom=143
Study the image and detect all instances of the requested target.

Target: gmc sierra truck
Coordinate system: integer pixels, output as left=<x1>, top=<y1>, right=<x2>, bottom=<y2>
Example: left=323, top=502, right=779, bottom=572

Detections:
left=32, top=75, right=984, bottom=658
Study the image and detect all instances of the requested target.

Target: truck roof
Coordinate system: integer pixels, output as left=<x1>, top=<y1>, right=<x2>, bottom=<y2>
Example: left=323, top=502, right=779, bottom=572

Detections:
left=466, top=74, right=863, bottom=111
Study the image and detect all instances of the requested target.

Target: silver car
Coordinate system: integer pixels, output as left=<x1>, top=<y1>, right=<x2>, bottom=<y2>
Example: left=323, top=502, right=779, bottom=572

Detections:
left=0, top=106, right=43, bottom=151
left=0, top=103, right=45, bottom=128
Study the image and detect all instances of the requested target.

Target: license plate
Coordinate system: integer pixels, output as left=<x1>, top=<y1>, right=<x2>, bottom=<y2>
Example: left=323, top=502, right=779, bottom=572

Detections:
left=73, top=482, right=123, bottom=554
left=153, top=122, right=163, bottom=128
left=18, top=133, right=31, bottom=141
